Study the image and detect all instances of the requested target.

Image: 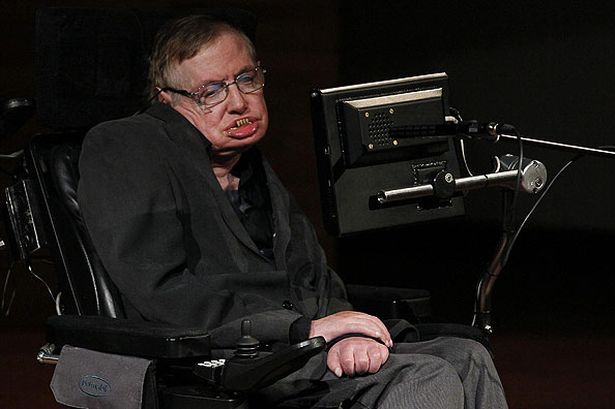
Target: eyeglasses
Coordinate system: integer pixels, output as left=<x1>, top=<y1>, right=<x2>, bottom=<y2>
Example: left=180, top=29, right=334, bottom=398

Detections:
left=161, top=65, right=266, bottom=108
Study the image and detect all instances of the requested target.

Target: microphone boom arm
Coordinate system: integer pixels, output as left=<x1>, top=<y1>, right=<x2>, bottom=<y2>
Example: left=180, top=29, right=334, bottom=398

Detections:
left=376, top=155, right=547, bottom=335
left=377, top=159, right=546, bottom=205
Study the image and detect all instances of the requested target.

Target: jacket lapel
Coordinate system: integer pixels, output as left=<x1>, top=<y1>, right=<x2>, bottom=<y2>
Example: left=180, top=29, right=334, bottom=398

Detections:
left=262, top=159, right=291, bottom=271
left=145, top=103, right=262, bottom=256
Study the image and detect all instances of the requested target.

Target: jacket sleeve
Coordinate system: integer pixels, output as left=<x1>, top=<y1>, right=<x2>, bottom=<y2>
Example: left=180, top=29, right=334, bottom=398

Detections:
left=78, top=120, right=304, bottom=348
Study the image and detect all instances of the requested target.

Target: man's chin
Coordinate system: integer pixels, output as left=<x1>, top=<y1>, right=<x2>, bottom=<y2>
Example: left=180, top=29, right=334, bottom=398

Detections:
left=211, top=142, right=255, bottom=160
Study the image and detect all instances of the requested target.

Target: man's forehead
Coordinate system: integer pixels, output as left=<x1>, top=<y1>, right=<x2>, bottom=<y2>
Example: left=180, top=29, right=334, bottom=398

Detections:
left=174, top=32, right=255, bottom=85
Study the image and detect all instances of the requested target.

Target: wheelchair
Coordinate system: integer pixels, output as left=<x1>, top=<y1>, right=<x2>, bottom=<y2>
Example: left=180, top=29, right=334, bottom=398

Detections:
left=7, top=130, right=451, bottom=408
left=1, top=7, right=508, bottom=409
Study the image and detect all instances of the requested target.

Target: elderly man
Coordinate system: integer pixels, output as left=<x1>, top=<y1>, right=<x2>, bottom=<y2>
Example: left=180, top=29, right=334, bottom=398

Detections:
left=78, top=14, right=507, bottom=408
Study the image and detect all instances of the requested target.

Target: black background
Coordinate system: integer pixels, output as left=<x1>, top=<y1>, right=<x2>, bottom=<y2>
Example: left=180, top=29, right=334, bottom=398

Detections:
left=3, top=2, right=615, bottom=408
left=2, top=0, right=615, bottom=347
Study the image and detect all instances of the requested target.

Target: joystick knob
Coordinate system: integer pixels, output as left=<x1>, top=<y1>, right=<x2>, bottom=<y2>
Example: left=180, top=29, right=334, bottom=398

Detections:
left=235, top=319, right=260, bottom=358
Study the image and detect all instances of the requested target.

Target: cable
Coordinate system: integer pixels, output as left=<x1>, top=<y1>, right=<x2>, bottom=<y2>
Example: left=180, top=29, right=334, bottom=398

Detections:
left=133, top=88, right=162, bottom=115
left=25, top=260, right=57, bottom=306
left=55, top=291, right=63, bottom=315
left=2, top=256, right=60, bottom=317
left=1, top=261, right=17, bottom=316
left=502, top=154, right=581, bottom=265
left=505, top=125, right=524, bottom=230
left=459, top=140, right=474, bottom=176
left=449, top=107, right=476, bottom=177
left=501, top=144, right=615, bottom=265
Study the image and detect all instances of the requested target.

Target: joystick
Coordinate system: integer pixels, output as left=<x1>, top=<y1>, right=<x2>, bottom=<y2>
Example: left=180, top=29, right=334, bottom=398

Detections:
left=234, top=319, right=260, bottom=359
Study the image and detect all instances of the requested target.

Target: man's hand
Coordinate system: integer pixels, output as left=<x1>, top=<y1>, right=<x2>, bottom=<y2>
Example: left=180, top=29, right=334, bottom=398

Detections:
left=327, top=337, right=390, bottom=377
left=309, top=311, right=393, bottom=347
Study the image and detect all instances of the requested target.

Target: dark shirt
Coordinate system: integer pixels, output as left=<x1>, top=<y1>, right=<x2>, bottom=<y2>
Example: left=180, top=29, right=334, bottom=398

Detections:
left=225, top=149, right=274, bottom=260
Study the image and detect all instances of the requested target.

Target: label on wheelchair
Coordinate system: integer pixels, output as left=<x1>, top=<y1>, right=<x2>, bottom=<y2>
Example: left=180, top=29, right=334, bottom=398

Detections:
left=51, top=345, right=155, bottom=409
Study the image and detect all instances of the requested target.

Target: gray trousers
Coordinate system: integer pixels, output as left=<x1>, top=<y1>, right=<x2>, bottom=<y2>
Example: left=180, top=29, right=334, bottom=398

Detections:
left=314, top=337, right=508, bottom=409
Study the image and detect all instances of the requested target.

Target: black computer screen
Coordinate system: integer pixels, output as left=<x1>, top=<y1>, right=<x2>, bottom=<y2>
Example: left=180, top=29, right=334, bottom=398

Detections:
left=311, top=72, right=464, bottom=236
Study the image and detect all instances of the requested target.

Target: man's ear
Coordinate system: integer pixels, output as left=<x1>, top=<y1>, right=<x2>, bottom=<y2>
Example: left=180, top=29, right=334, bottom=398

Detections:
left=157, top=88, right=172, bottom=105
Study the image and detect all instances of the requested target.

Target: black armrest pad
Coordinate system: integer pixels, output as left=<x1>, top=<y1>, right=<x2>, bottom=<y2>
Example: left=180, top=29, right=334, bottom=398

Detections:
left=346, top=284, right=432, bottom=322
left=47, top=315, right=211, bottom=359
left=415, top=323, right=491, bottom=351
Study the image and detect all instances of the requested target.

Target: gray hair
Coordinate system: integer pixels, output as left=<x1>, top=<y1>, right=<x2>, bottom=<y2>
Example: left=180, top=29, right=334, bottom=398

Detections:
left=148, top=15, right=256, bottom=98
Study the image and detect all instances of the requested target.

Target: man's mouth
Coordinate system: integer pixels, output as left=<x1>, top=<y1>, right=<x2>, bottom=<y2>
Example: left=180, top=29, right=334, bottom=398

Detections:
left=225, top=118, right=258, bottom=138
left=227, top=118, right=252, bottom=130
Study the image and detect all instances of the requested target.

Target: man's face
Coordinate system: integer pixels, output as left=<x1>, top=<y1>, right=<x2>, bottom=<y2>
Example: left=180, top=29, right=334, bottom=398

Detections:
left=166, top=31, right=268, bottom=159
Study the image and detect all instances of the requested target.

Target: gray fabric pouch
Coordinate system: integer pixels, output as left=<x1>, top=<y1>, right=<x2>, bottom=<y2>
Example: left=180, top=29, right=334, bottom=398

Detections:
left=50, top=345, right=157, bottom=409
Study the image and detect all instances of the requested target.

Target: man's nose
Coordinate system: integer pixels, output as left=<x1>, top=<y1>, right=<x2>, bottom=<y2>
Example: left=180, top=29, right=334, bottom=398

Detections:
left=226, top=83, right=248, bottom=113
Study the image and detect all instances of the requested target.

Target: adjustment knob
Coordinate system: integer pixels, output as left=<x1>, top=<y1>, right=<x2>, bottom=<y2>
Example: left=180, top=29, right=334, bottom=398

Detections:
left=432, top=170, right=455, bottom=200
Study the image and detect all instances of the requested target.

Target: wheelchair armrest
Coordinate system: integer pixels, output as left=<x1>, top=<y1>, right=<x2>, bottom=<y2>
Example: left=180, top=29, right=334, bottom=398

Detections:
left=46, top=315, right=326, bottom=393
left=346, top=284, right=432, bottom=322
left=46, top=315, right=326, bottom=407
left=346, top=287, right=491, bottom=350
left=46, top=315, right=211, bottom=359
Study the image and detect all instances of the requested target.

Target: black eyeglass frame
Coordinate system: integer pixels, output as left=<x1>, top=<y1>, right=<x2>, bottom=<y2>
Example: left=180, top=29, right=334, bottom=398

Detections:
left=160, top=65, right=266, bottom=108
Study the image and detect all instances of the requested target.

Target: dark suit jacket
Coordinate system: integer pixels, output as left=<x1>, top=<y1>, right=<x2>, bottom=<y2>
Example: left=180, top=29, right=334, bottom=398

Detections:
left=78, top=103, right=351, bottom=349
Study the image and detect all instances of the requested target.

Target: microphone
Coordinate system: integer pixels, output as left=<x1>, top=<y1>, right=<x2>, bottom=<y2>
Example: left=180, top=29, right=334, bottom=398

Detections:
left=389, top=121, right=515, bottom=141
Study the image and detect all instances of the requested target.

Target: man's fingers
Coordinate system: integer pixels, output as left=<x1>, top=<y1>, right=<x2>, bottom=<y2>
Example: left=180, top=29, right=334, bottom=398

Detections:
left=367, top=344, right=390, bottom=373
left=353, top=313, right=391, bottom=346
left=311, top=311, right=394, bottom=349
left=327, top=349, right=343, bottom=377
left=335, top=312, right=392, bottom=347
left=367, top=348, right=381, bottom=374
left=327, top=337, right=391, bottom=378
left=339, top=346, right=356, bottom=377
left=353, top=347, right=370, bottom=375
left=362, top=314, right=390, bottom=337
